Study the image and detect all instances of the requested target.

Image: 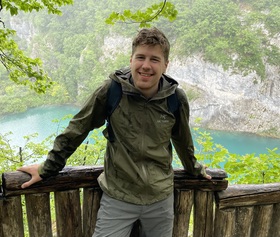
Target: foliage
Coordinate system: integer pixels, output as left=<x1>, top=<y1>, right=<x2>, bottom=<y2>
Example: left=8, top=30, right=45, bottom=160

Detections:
left=190, top=126, right=280, bottom=184
left=0, top=0, right=73, bottom=93
left=0, top=132, right=49, bottom=176
left=105, top=1, right=178, bottom=27
left=224, top=148, right=280, bottom=184
left=68, top=130, right=106, bottom=166
left=0, top=28, right=53, bottom=93
left=2, top=0, right=73, bottom=16
left=172, top=0, right=280, bottom=80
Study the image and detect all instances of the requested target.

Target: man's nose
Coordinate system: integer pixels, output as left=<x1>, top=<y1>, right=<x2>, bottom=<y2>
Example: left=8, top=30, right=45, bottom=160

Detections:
left=142, top=59, right=152, bottom=69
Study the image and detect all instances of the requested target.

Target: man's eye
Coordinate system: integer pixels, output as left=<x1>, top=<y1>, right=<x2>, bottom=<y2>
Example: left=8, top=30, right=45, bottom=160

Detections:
left=151, top=58, right=160, bottom=62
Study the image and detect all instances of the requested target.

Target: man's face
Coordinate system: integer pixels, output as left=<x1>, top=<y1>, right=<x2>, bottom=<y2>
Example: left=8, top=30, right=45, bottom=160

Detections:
left=130, top=44, right=168, bottom=98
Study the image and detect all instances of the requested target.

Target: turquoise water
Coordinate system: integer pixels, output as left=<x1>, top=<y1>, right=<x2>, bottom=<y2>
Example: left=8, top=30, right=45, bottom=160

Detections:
left=195, top=129, right=279, bottom=155
left=0, top=105, right=79, bottom=147
left=0, top=105, right=279, bottom=155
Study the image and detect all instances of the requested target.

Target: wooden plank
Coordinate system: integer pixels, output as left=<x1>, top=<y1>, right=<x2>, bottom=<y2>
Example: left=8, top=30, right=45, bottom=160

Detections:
left=174, top=168, right=228, bottom=179
left=216, top=183, right=280, bottom=209
left=193, top=191, right=214, bottom=237
left=251, top=205, right=273, bottom=237
left=234, top=206, right=254, bottom=237
left=174, top=179, right=228, bottom=191
left=55, top=189, right=82, bottom=237
left=173, top=189, right=194, bottom=237
left=218, top=183, right=280, bottom=199
left=213, top=207, right=235, bottom=237
left=83, top=188, right=102, bottom=237
left=0, top=196, right=24, bottom=237
left=2, top=166, right=103, bottom=197
left=2, top=167, right=228, bottom=197
left=25, top=193, right=53, bottom=237
left=268, top=203, right=280, bottom=237
left=217, top=191, right=280, bottom=209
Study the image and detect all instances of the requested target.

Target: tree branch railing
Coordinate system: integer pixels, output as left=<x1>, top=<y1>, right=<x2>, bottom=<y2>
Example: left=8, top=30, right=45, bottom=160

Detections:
left=1, top=166, right=279, bottom=237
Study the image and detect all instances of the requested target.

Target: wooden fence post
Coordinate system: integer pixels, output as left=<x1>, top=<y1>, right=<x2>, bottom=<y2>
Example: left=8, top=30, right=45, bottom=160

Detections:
left=213, top=208, right=235, bottom=237
left=0, top=196, right=24, bottom=237
left=234, top=206, right=254, bottom=237
left=55, top=189, right=82, bottom=237
left=173, top=189, right=194, bottom=237
left=251, top=204, right=273, bottom=237
left=83, top=188, right=102, bottom=237
left=193, top=190, right=214, bottom=237
left=25, top=193, right=53, bottom=237
left=268, top=203, right=280, bottom=237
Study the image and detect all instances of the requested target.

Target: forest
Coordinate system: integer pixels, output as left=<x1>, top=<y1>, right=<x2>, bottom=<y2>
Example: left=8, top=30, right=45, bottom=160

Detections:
left=0, top=0, right=279, bottom=185
left=1, top=0, right=279, bottom=114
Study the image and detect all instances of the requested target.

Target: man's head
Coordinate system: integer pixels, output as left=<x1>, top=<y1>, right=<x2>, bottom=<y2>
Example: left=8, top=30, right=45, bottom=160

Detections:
left=132, top=27, right=170, bottom=62
left=130, top=28, right=170, bottom=98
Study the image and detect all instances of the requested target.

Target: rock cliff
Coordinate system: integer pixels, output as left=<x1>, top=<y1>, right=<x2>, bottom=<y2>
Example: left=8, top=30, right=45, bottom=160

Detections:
left=167, top=56, right=280, bottom=137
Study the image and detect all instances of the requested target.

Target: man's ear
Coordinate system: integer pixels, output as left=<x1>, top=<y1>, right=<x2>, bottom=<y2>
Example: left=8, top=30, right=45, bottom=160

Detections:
left=164, top=60, right=169, bottom=73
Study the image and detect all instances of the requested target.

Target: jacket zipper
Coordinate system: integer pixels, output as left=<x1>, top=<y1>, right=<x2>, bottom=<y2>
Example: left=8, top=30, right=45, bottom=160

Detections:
left=141, top=101, right=149, bottom=188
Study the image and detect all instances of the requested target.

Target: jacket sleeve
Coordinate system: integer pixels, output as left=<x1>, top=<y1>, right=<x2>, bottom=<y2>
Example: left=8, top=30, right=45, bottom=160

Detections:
left=39, top=80, right=111, bottom=178
left=171, top=88, right=204, bottom=177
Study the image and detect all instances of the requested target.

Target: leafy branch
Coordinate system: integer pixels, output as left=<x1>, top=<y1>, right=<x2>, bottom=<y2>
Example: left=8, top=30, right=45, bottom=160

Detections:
left=105, top=1, right=178, bottom=27
left=0, top=0, right=73, bottom=93
left=0, top=29, right=53, bottom=93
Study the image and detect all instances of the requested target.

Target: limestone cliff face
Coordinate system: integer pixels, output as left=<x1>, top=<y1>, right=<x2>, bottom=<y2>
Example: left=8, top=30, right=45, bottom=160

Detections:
left=167, top=57, right=280, bottom=137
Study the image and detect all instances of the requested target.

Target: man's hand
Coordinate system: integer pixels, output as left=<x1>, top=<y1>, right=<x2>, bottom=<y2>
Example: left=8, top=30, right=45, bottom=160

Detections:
left=17, top=164, right=43, bottom=189
left=202, top=165, right=212, bottom=180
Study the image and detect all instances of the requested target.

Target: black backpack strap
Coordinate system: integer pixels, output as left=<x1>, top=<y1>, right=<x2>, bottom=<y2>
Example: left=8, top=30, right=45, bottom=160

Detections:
left=167, top=89, right=181, bottom=115
left=106, top=80, right=122, bottom=142
left=167, top=90, right=181, bottom=133
left=106, top=80, right=122, bottom=117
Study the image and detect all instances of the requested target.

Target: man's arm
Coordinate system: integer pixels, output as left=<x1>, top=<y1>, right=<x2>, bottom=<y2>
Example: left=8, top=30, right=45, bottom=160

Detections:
left=171, top=88, right=211, bottom=179
left=17, top=80, right=111, bottom=188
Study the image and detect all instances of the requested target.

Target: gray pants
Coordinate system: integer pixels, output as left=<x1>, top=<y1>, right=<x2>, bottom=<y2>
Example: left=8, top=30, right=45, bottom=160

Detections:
left=92, top=193, right=174, bottom=237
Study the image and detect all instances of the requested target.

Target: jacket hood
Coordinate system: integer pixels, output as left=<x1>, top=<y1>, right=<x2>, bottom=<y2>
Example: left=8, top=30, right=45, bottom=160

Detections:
left=109, top=67, right=179, bottom=99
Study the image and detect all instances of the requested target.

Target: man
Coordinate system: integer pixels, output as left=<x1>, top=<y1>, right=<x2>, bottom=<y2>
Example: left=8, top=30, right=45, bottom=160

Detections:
left=18, top=27, right=211, bottom=237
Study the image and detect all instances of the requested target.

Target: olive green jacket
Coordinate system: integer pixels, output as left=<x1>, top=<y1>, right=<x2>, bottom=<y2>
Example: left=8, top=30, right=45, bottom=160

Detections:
left=39, top=68, right=204, bottom=205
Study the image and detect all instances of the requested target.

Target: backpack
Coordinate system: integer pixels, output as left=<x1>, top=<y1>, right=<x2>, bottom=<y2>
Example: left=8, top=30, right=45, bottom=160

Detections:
left=106, top=79, right=181, bottom=142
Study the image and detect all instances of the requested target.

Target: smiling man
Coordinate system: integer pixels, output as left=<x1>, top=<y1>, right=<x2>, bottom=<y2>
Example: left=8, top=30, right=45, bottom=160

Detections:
left=18, top=27, right=211, bottom=237
left=130, top=43, right=168, bottom=98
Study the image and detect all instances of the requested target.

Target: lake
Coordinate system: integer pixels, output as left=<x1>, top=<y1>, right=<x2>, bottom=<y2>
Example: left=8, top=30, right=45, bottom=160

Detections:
left=0, top=105, right=279, bottom=156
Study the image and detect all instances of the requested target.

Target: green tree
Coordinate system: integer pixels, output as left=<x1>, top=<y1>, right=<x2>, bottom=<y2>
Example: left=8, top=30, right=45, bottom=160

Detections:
left=0, top=0, right=73, bottom=93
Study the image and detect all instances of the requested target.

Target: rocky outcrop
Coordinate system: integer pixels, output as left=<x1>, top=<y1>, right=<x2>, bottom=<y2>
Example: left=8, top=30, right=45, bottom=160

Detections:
left=167, top=56, right=280, bottom=137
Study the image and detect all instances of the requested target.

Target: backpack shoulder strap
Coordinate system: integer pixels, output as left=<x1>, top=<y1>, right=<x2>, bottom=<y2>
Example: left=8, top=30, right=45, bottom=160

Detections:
left=168, top=89, right=181, bottom=133
left=106, top=79, right=122, bottom=117
left=106, top=79, right=122, bottom=142
left=167, top=89, right=181, bottom=116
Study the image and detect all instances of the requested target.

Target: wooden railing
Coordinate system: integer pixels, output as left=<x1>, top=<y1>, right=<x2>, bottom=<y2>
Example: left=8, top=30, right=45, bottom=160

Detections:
left=0, top=166, right=279, bottom=237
